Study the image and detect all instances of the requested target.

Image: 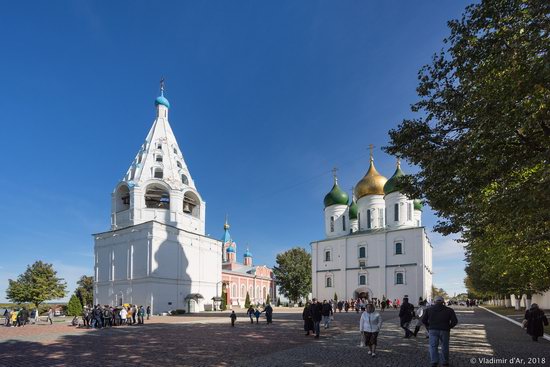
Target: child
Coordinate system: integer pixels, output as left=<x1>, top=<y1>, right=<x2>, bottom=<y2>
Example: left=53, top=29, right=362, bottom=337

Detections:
left=230, top=311, right=237, bottom=327
left=254, top=309, right=261, bottom=324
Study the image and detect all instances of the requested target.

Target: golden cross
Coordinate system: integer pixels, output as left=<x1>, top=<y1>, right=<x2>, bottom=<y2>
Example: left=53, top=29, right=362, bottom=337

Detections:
left=332, top=167, right=338, bottom=183
left=160, top=77, right=165, bottom=93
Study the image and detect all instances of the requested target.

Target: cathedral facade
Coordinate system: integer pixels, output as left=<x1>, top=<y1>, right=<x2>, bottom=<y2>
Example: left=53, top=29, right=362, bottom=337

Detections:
left=311, top=155, right=433, bottom=305
left=93, top=85, right=222, bottom=313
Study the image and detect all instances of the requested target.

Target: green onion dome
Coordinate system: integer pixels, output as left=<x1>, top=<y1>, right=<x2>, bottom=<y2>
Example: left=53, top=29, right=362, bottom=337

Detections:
left=324, top=177, right=349, bottom=208
left=383, top=160, right=405, bottom=195
left=348, top=199, right=358, bottom=220
left=414, top=199, right=423, bottom=211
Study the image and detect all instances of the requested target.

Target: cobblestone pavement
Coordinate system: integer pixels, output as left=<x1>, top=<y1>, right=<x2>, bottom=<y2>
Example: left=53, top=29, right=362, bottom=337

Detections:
left=0, top=307, right=548, bottom=367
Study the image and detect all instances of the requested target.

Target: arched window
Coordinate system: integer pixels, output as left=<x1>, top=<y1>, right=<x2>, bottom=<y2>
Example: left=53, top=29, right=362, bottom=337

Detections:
left=177, top=161, right=182, bottom=168
left=359, top=246, right=366, bottom=259
left=330, top=216, right=334, bottom=232
left=325, top=276, right=332, bottom=288
left=181, top=174, right=189, bottom=185
left=241, top=284, right=245, bottom=298
left=325, top=250, right=331, bottom=262
left=155, top=155, right=163, bottom=162
left=183, top=191, right=200, bottom=218
left=342, top=216, right=346, bottom=231
left=157, top=143, right=162, bottom=149
left=145, top=184, right=170, bottom=209
left=115, top=185, right=130, bottom=212
left=154, top=168, right=163, bottom=179
left=173, top=148, right=178, bottom=154
left=394, top=203, right=399, bottom=221
left=359, top=274, right=366, bottom=285
left=232, top=284, right=237, bottom=298
left=367, top=210, right=371, bottom=229
left=396, top=272, right=404, bottom=285
left=263, top=287, right=267, bottom=300
left=395, top=242, right=403, bottom=255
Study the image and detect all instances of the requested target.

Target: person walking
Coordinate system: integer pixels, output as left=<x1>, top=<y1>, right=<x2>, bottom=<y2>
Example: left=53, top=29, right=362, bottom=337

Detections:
left=230, top=310, right=237, bottom=327
left=146, top=305, right=151, bottom=320
left=253, top=308, right=261, bottom=324
left=302, top=302, right=314, bottom=335
left=138, top=306, right=145, bottom=324
left=247, top=306, right=255, bottom=324
left=47, top=308, right=54, bottom=325
left=3, top=309, right=9, bottom=327
left=422, top=295, right=458, bottom=367
left=264, top=303, right=273, bottom=324
left=322, top=300, right=333, bottom=329
left=413, top=300, right=428, bottom=338
left=120, top=307, right=127, bottom=326
left=311, top=298, right=323, bottom=339
left=103, top=306, right=112, bottom=328
left=399, top=297, right=415, bottom=338
left=524, top=303, right=548, bottom=342
left=131, top=305, right=137, bottom=325
left=360, top=304, right=382, bottom=358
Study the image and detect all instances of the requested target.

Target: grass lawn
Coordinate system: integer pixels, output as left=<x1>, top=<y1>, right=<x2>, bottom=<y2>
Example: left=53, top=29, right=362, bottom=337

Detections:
left=484, top=305, right=550, bottom=335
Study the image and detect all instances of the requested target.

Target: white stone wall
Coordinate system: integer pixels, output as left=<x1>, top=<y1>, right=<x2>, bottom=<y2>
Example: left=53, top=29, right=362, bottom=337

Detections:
left=94, top=221, right=221, bottom=313
left=324, top=205, right=349, bottom=238
left=357, top=195, right=385, bottom=230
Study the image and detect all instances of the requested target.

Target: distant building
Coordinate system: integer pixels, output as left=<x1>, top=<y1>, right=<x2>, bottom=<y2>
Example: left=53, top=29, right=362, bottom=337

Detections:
left=220, top=220, right=276, bottom=307
left=311, top=153, right=433, bottom=305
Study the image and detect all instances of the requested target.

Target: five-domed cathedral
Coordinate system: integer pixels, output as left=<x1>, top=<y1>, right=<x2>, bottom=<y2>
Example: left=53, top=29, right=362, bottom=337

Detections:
left=311, top=149, right=433, bottom=305
left=93, top=81, right=222, bottom=313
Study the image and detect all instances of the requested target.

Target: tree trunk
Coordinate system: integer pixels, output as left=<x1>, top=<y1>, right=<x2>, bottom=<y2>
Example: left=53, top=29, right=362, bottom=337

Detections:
left=505, top=296, right=511, bottom=308
left=525, top=293, right=532, bottom=310
left=513, top=295, right=521, bottom=310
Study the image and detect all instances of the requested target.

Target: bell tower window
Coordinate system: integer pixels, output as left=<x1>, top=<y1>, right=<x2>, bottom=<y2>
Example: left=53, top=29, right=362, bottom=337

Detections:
left=156, top=155, right=163, bottom=162
left=177, top=161, right=182, bottom=168
left=181, top=174, right=189, bottom=185
left=154, top=168, right=163, bottom=179
left=144, top=185, right=170, bottom=209
left=366, top=210, right=371, bottom=229
left=394, top=203, right=399, bottom=222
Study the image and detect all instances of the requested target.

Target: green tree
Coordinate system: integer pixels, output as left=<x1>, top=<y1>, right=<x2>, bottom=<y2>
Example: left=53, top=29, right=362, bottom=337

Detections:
left=66, top=294, right=83, bottom=316
left=273, top=247, right=311, bottom=303
left=333, top=292, right=338, bottom=303
left=6, top=261, right=67, bottom=308
left=431, top=285, right=449, bottom=300
left=244, top=291, right=251, bottom=308
left=75, top=275, right=94, bottom=307
left=220, top=284, right=227, bottom=311
left=384, top=0, right=550, bottom=298
left=266, top=294, right=271, bottom=305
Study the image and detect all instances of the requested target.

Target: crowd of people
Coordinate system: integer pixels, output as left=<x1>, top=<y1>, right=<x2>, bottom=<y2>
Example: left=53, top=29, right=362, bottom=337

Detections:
left=3, top=307, right=54, bottom=327
left=301, top=296, right=547, bottom=367
left=79, top=304, right=151, bottom=328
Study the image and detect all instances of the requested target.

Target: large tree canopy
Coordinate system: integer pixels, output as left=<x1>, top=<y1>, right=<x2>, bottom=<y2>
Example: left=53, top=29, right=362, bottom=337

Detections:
left=75, top=275, right=94, bottom=307
left=6, top=261, right=67, bottom=308
left=273, top=247, right=311, bottom=303
left=385, top=0, right=550, bottom=298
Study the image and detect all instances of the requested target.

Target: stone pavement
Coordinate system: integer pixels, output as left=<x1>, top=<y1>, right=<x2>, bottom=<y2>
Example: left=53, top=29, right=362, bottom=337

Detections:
left=0, top=307, right=548, bottom=367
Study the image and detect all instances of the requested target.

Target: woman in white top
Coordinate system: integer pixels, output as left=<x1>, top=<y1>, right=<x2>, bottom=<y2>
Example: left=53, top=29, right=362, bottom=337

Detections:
left=359, top=303, right=382, bottom=357
left=120, top=307, right=127, bottom=325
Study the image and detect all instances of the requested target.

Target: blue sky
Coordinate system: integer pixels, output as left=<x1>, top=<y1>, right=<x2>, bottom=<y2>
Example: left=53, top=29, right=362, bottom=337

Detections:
left=0, top=1, right=471, bottom=302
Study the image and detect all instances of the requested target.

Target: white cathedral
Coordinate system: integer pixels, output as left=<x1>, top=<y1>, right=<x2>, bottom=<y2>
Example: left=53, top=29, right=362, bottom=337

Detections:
left=311, top=155, right=433, bottom=305
left=93, top=84, right=222, bottom=313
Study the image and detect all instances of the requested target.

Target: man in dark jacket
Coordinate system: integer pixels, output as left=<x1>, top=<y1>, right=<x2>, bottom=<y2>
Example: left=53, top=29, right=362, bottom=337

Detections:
left=398, top=297, right=415, bottom=338
left=321, top=300, right=333, bottom=329
left=264, top=304, right=273, bottom=324
left=311, top=298, right=323, bottom=339
left=422, top=296, right=458, bottom=367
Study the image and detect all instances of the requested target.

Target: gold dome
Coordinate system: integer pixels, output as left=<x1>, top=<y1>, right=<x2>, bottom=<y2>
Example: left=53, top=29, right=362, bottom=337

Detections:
left=354, top=158, right=388, bottom=199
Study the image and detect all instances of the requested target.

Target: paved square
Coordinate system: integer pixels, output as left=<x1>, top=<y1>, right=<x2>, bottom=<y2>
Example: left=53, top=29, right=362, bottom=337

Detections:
left=0, top=307, right=548, bottom=366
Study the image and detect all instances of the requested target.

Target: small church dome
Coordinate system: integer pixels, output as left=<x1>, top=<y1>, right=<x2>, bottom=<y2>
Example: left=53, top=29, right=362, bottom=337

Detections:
left=244, top=249, right=252, bottom=258
left=383, top=161, right=405, bottom=195
left=324, top=181, right=349, bottom=208
left=354, top=159, right=387, bottom=199
left=155, top=94, right=170, bottom=109
left=226, top=246, right=235, bottom=253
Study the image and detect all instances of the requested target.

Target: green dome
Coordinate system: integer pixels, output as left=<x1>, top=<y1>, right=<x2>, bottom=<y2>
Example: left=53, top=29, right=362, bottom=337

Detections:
left=324, top=182, right=349, bottom=208
left=384, top=163, right=405, bottom=195
left=348, top=200, right=358, bottom=219
left=414, top=199, right=423, bottom=211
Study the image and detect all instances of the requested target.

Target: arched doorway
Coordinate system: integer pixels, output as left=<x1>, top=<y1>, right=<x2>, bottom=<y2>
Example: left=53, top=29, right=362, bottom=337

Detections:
left=354, top=287, right=372, bottom=300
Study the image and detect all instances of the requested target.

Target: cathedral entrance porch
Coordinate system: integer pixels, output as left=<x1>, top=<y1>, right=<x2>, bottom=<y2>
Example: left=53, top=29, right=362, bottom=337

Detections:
left=353, top=287, right=372, bottom=300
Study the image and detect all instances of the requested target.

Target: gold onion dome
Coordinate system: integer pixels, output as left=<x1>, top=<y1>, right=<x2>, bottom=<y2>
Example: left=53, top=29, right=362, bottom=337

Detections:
left=354, top=158, right=387, bottom=199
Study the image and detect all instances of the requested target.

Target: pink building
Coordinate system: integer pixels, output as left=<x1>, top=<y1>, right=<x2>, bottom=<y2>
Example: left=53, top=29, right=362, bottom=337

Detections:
left=220, top=221, right=276, bottom=307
